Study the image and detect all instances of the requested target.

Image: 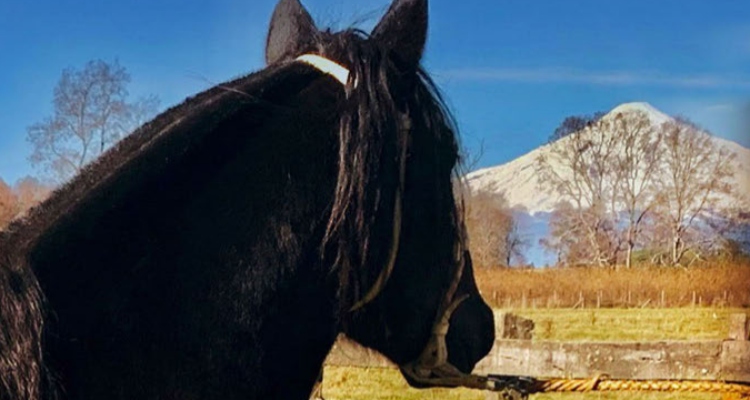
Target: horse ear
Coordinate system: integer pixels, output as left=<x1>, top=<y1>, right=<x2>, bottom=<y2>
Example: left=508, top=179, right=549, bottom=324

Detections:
left=266, top=0, right=318, bottom=65
left=371, top=0, right=427, bottom=69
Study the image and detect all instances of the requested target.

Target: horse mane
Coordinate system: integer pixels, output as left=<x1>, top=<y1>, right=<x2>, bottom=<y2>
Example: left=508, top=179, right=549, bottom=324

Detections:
left=311, top=29, right=463, bottom=313
left=1, top=30, right=464, bottom=312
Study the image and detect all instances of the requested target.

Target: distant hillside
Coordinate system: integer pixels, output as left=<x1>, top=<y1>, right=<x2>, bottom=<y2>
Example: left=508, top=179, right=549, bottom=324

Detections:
left=467, top=102, right=750, bottom=215
left=464, top=102, right=749, bottom=266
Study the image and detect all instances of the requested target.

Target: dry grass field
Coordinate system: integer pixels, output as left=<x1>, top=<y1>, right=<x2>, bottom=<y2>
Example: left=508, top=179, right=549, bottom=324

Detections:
left=475, top=264, right=750, bottom=309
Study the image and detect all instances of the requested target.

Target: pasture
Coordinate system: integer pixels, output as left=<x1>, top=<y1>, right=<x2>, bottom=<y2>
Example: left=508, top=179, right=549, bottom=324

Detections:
left=321, top=367, right=726, bottom=399
left=319, top=307, right=748, bottom=400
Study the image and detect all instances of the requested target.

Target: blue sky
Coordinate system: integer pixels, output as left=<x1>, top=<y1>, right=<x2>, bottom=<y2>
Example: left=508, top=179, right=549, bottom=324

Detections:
left=1, top=0, right=748, bottom=184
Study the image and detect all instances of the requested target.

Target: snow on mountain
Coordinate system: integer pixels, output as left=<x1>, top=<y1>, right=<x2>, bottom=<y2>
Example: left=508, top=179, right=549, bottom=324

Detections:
left=466, top=102, right=750, bottom=215
left=607, top=102, right=671, bottom=125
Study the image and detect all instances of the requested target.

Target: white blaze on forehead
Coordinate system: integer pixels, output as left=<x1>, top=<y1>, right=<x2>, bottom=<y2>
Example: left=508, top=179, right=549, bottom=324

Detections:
left=296, top=54, right=350, bottom=86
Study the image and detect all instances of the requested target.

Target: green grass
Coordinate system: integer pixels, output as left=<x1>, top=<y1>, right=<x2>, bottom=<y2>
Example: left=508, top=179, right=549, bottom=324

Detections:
left=505, top=307, right=750, bottom=341
left=322, top=367, right=482, bottom=400
left=531, top=394, right=724, bottom=400
left=321, top=366, right=726, bottom=400
left=320, top=308, right=747, bottom=400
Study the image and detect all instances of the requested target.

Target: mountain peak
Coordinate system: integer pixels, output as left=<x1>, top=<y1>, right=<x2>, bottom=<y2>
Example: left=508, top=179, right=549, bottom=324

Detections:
left=605, top=102, right=671, bottom=125
left=467, top=101, right=750, bottom=214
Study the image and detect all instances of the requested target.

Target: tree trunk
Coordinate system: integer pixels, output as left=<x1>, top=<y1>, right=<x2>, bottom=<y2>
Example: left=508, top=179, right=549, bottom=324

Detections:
left=625, top=224, right=635, bottom=268
left=672, top=235, right=681, bottom=266
left=626, top=242, right=633, bottom=269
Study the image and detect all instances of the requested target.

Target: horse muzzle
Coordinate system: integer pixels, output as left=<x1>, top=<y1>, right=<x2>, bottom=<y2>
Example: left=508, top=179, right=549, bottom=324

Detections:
left=398, top=293, right=495, bottom=390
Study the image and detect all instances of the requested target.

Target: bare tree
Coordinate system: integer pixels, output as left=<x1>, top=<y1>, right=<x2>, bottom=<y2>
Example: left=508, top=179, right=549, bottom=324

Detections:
left=611, top=111, right=662, bottom=268
left=720, top=209, right=750, bottom=260
left=502, top=211, right=528, bottom=266
left=548, top=111, right=605, bottom=142
left=541, top=200, right=622, bottom=267
left=465, top=190, right=526, bottom=268
left=13, top=176, right=52, bottom=216
left=0, top=179, right=19, bottom=229
left=536, top=116, right=623, bottom=266
left=122, top=94, right=161, bottom=133
left=541, top=202, right=588, bottom=266
left=465, top=190, right=507, bottom=268
left=539, top=110, right=744, bottom=267
left=27, top=59, right=159, bottom=183
left=0, top=176, right=53, bottom=229
left=651, top=117, right=737, bottom=266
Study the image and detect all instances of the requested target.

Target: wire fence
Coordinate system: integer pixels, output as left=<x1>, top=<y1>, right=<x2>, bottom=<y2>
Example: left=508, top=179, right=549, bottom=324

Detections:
left=486, top=288, right=748, bottom=309
left=475, top=265, right=750, bottom=309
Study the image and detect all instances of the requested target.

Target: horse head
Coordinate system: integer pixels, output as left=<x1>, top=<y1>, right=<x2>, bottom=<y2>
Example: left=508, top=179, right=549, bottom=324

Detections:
left=266, top=0, right=495, bottom=387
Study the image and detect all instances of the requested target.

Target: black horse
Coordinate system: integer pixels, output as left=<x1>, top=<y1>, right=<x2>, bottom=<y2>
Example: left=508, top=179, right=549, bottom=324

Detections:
left=0, top=0, right=494, bottom=398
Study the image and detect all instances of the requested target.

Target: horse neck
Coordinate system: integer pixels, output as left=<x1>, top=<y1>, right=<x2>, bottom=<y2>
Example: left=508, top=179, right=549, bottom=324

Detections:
left=23, top=65, right=346, bottom=399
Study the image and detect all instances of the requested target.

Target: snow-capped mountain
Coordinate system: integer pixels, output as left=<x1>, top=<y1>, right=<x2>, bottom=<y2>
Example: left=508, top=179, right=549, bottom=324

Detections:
left=467, top=102, right=750, bottom=215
